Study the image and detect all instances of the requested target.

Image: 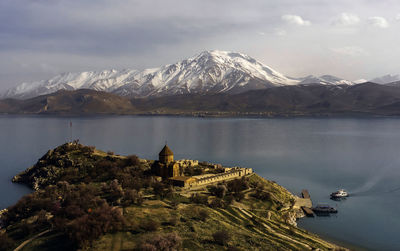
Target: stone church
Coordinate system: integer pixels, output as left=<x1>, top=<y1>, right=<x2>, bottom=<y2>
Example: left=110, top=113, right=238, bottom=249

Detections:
left=151, top=144, right=181, bottom=178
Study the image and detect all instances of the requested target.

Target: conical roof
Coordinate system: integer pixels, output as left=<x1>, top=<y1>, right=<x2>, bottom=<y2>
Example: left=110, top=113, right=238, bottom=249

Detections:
left=159, top=145, right=173, bottom=156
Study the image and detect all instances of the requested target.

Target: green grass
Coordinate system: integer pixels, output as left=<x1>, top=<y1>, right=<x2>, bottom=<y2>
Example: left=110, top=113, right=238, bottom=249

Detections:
left=18, top=174, right=343, bottom=251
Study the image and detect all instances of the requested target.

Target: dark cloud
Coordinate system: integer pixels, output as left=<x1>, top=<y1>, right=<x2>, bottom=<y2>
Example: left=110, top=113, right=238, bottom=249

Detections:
left=0, top=0, right=266, bottom=56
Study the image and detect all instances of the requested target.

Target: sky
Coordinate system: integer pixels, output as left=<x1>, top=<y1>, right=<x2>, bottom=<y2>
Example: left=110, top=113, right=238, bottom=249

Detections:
left=1, top=0, right=400, bottom=91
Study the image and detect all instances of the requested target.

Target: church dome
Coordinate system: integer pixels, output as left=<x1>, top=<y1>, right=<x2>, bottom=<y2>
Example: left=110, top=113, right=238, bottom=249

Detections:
left=159, top=145, right=173, bottom=156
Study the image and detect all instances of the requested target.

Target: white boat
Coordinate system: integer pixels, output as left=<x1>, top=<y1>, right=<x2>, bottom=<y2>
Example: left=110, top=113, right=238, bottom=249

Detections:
left=330, top=189, right=349, bottom=198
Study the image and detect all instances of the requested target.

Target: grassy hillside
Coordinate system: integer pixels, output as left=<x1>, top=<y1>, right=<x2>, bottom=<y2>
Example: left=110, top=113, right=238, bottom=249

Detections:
left=0, top=142, right=346, bottom=251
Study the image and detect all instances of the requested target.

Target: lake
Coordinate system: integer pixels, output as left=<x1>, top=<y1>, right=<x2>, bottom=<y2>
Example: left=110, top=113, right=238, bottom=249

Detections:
left=1, top=115, right=400, bottom=250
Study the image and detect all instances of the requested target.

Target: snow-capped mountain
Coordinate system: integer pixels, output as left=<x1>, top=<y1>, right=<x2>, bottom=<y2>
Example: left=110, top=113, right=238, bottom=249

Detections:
left=298, top=75, right=354, bottom=85
left=370, top=74, right=400, bottom=84
left=2, top=69, right=139, bottom=99
left=1, top=50, right=354, bottom=99
left=112, top=50, right=303, bottom=97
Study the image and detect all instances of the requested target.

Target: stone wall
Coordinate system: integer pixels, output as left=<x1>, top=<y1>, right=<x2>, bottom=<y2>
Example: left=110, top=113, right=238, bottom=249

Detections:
left=193, top=167, right=253, bottom=186
left=175, top=159, right=199, bottom=168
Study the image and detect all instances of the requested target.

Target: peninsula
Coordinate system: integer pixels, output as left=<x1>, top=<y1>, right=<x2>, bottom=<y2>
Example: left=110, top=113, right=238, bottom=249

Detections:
left=0, top=142, right=346, bottom=250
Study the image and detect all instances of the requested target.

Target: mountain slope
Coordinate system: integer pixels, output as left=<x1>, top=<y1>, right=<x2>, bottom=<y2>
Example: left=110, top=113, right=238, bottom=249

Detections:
left=371, top=74, right=400, bottom=84
left=3, top=83, right=400, bottom=116
left=132, top=82, right=400, bottom=116
left=298, top=75, right=353, bottom=85
left=0, top=89, right=135, bottom=115
left=2, top=50, right=354, bottom=99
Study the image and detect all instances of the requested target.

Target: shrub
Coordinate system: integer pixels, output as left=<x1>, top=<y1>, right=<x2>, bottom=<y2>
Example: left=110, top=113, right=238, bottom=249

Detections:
left=208, top=185, right=227, bottom=198
left=65, top=203, right=125, bottom=248
left=253, top=189, right=272, bottom=202
left=190, top=207, right=209, bottom=221
left=224, top=195, right=234, bottom=205
left=198, top=209, right=209, bottom=222
left=126, top=155, right=140, bottom=166
left=190, top=194, right=208, bottom=205
left=212, top=230, right=231, bottom=246
left=18, top=221, right=34, bottom=238
left=227, top=246, right=241, bottom=251
left=152, top=182, right=173, bottom=199
left=36, top=209, right=51, bottom=228
left=0, top=232, right=15, bottom=250
left=233, top=192, right=245, bottom=202
left=102, top=179, right=124, bottom=204
left=227, top=177, right=248, bottom=194
left=209, top=198, right=225, bottom=208
left=123, top=189, right=143, bottom=206
left=138, top=232, right=182, bottom=251
left=81, top=145, right=95, bottom=155
left=140, top=218, right=160, bottom=232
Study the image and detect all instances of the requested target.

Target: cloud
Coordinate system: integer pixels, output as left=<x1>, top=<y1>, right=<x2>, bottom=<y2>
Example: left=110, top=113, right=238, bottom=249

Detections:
left=330, top=46, right=368, bottom=57
left=367, top=16, right=389, bottom=28
left=1, top=0, right=400, bottom=89
left=396, top=14, right=400, bottom=21
left=274, top=28, right=287, bottom=36
left=0, top=0, right=263, bottom=57
left=281, top=15, right=311, bottom=26
left=333, top=13, right=360, bottom=26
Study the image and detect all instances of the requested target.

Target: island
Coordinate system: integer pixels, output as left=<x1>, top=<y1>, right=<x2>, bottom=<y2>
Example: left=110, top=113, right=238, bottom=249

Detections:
left=0, top=141, right=346, bottom=250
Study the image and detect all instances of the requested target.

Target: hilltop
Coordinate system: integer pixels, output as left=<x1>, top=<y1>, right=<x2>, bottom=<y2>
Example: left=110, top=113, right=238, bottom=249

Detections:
left=0, top=142, right=346, bottom=250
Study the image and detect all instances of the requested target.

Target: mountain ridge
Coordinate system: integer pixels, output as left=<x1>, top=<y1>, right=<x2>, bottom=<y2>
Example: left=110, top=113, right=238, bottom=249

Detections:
left=2, top=50, right=355, bottom=99
left=2, top=82, right=400, bottom=116
left=371, top=74, right=400, bottom=84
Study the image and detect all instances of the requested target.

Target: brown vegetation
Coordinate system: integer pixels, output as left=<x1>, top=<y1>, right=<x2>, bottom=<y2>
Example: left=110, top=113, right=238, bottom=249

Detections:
left=212, top=230, right=231, bottom=246
left=137, top=232, right=182, bottom=251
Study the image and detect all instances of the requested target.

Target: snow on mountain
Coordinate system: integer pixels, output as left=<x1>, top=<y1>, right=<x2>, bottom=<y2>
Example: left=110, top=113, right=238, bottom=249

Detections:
left=1, top=50, right=354, bottom=99
left=298, top=75, right=354, bottom=85
left=353, top=79, right=368, bottom=84
left=112, top=50, right=301, bottom=97
left=2, top=69, right=138, bottom=99
left=370, top=74, right=400, bottom=84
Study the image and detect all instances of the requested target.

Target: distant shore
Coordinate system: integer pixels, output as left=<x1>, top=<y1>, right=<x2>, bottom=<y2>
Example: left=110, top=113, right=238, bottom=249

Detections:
left=1, top=111, right=400, bottom=119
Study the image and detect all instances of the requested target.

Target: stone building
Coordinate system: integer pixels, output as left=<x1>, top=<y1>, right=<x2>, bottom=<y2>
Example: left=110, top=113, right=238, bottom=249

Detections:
left=169, top=176, right=198, bottom=187
left=151, top=145, right=181, bottom=179
left=151, top=145, right=253, bottom=188
left=159, top=145, right=174, bottom=163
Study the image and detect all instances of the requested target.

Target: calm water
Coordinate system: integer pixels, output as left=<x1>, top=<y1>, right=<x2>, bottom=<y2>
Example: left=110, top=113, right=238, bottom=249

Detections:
left=1, top=115, right=400, bottom=250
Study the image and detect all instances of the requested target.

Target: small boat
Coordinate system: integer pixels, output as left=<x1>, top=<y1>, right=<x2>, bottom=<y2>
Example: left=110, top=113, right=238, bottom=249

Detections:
left=330, top=189, right=349, bottom=198
left=312, top=204, right=338, bottom=215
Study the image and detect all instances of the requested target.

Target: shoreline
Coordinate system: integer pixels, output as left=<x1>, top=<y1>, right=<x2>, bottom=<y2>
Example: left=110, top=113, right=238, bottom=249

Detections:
left=1, top=112, right=400, bottom=120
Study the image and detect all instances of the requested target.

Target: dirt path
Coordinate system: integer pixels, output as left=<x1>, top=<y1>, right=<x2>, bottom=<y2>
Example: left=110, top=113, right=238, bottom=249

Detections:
left=14, top=229, right=51, bottom=251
